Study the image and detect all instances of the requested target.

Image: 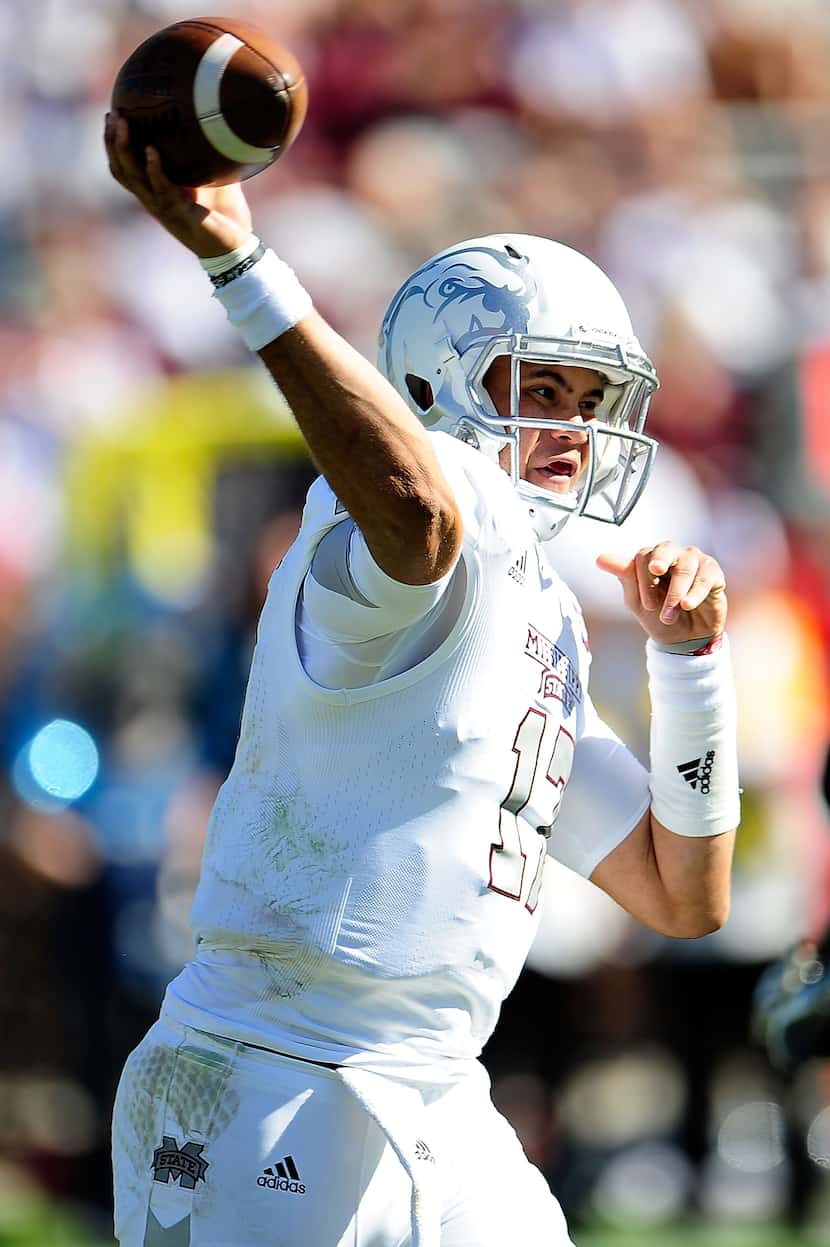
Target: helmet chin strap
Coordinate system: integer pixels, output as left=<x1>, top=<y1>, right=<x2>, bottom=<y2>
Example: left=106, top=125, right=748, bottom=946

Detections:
left=515, top=481, right=578, bottom=541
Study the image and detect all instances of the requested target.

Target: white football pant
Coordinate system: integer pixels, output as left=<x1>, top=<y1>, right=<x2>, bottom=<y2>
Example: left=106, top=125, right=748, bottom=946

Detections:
left=112, top=1017, right=574, bottom=1247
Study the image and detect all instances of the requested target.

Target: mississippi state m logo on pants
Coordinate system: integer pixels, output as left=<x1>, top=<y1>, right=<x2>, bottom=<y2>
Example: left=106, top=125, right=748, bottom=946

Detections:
left=151, top=1137, right=209, bottom=1189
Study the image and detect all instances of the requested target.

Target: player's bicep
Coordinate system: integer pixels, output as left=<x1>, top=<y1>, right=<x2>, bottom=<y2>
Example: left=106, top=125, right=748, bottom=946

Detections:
left=549, top=699, right=650, bottom=878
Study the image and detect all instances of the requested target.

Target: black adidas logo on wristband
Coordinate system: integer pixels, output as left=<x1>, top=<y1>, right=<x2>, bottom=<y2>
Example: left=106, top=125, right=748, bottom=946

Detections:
left=677, top=750, right=715, bottom=793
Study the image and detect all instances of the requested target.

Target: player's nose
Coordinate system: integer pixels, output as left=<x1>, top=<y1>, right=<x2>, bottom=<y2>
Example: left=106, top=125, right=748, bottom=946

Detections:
left=550, top=417, right=589, bottom=444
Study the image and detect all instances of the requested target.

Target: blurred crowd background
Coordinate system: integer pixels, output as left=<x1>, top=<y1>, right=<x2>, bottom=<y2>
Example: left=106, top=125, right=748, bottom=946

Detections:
left=3, top=0, right=830, bottom=1242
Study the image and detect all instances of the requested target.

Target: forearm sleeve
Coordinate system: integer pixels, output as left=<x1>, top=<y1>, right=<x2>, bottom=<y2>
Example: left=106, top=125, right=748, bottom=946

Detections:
left=647, top=636, right=741, bottom=837
left=302, top=521, right=457, bottom=643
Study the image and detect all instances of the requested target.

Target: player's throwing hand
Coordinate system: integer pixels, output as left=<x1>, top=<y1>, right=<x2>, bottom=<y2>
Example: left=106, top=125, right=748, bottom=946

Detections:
left=104, top=112, right=253, bottom=258
left=596, top=542, right=727, bottom=647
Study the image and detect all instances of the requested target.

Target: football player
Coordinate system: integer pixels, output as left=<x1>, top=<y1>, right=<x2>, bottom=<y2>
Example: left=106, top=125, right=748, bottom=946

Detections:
left=105, top=116, right=740, bottom=1247
left=752, top=931, right=830, bottom=1074
left=752, top=751, right=830, bottom=1075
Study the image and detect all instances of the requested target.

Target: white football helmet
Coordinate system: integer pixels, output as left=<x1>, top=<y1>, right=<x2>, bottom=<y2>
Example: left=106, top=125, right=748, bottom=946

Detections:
left=378, top=233, right=660, bottom=539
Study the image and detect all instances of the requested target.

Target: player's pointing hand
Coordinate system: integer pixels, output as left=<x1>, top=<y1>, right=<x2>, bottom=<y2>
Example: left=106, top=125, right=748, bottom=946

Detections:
left=596, top=542, right=727, bottom=647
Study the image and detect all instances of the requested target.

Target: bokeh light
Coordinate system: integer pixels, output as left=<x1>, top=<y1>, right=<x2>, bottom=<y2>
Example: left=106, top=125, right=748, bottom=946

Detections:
left=716, top=1101, right=788, bottom=1173
left=807, top=1106, right=830, bottom=1169
left=13, top=719, right=100, bottom=808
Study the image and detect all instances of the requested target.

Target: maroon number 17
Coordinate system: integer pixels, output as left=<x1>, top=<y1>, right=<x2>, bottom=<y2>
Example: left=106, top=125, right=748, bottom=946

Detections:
left=489, top=709, right=575, bottom=913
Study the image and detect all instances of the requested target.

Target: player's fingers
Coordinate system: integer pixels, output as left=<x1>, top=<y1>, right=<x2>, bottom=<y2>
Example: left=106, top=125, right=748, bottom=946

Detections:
left=677, top=556, right=726, bottom=612
left=144, top=146, right=176, bottom=194
left=596, top=552, right=641, bottom=614
left=645, top=540, right=681, bottom=579
left=595, top=551, right=631, bottom=579
left=144, top=146, right=184, bottom=208
left=104, top=112, right=127, bottom=184
left=144, top=148, right=206, bottom=235
left=110, top=114, right=154, bottom=197
left=660, top=547, right=704, bottom=623
left=633, top=547, right=664, bottom=612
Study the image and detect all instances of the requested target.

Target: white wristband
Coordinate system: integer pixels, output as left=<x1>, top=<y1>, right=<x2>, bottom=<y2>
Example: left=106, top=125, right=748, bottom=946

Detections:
left=199, top=234, right=262, bottom=278
left=647, top=635, right=740, bottom=838
left=211, top=247, right=313, bottom=351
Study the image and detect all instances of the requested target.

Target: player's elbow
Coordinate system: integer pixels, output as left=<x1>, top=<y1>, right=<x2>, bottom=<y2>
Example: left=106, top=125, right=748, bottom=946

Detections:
left=427, top=492, right=464, bottom=579
left=663, top=892, right=730, bottom=939
left=389, top=488, right=463, bottom=583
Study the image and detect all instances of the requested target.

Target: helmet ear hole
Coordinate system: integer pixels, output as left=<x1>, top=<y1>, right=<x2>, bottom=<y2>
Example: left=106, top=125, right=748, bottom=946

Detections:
left=405, top=374, right=434, bottom=411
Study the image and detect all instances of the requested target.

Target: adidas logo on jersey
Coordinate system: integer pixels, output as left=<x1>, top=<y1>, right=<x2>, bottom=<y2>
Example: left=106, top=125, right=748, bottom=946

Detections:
left=677, top=750, right=715, bottom=794
left=508, top=551, right=528, bottom=585
left=414, top=1138, right=436, bottom=1164
left=257, top=1155, right=306, bottom=1194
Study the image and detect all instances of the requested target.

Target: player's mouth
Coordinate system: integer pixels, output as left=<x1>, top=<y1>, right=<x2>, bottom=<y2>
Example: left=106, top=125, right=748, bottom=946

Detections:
left=524, top=453, right=583, bottom=494
left=533, top=455, right=581, bottom=479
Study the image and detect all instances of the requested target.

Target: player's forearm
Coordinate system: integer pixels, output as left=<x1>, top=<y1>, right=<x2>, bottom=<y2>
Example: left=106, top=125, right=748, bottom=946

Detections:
left=590, top=636, right=739, bottom=936
left=590, top=806, right=735, bottom=938
left=646, top=817, right=736, bottom=936
left=643, top=636, right=739, bottom=934
left=258, top=311, right=462, bottom=584
left=206, top=243, right=462, bottom=585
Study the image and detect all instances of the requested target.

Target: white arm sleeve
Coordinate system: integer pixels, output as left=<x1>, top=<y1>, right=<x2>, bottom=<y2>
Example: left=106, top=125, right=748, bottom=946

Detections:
left=550, top=695, right=651, bottom=878
left=302, top=521, right=456, bottom=642
left=297, top=521, right=463, bottom=689
left=295, top=432, right=499, bottom=688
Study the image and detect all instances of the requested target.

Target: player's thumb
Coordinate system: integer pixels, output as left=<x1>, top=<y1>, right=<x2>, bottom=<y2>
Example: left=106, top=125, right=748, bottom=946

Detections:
left=595, top=551, right=631, bottom=581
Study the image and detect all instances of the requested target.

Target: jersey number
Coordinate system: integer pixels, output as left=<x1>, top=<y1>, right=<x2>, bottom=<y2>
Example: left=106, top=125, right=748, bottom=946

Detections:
left=489, top=709, right=575, bottom=912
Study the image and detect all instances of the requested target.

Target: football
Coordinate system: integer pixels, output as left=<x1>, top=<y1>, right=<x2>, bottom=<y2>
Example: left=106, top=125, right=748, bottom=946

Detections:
left=110, top=16, right=307, bottom=187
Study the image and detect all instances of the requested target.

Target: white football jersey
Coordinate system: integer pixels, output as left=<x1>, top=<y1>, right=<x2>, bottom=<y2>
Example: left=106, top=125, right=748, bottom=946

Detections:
left=167, top=434, right=649, bottom=1075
